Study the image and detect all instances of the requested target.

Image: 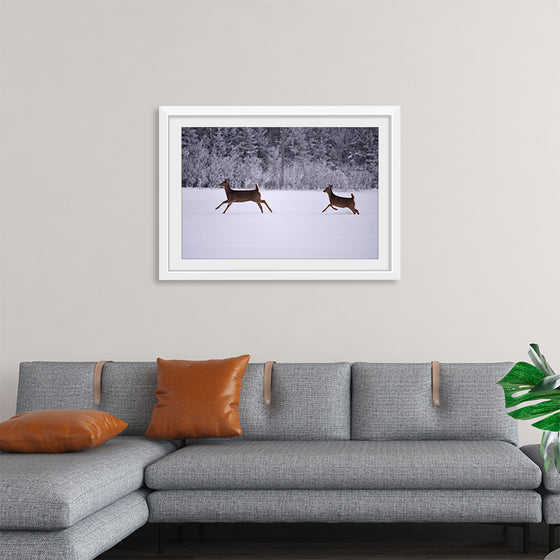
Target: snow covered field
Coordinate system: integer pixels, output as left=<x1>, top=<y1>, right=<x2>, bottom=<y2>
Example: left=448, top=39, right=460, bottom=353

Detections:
left=182, top=188, right=378, bottom=259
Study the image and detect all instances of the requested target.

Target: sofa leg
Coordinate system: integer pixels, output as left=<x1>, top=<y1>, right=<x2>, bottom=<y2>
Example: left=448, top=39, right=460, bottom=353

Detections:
left=550, top=524, right=558, bottom=553
left=523, top=523, right=529, bottom=554
left=158, top=523, right=165, bottom=555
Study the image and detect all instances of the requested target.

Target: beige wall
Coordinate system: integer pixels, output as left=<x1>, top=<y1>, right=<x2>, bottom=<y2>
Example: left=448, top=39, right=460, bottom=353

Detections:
left=1, top=0, right=559, bottom=444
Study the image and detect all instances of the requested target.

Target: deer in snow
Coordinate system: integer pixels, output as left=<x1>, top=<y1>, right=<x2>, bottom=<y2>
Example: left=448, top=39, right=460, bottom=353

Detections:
left=322, top=185, right=359, bottom=214
left=215, top=179, right=273, bottom=214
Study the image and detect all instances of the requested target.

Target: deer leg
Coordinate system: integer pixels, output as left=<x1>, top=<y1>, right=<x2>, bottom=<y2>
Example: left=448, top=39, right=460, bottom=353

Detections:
left=255, top=201, right=264, bottom=213
left=354, top=208, right=360, bottom=214
left=262, top=200, right=273, bottom=213
left=215, top=200, right=228, bottom=210
left=322, top=204, right=332, bottom=213
left=222, top=202, right=233, bottom=214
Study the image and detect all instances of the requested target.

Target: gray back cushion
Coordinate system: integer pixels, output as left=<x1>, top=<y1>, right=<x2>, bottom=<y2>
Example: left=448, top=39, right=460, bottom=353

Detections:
left=16, top=361, right=351, bottom=440
left=98, top=362, right=158, bottom=435
left=351, top=362, right=517, bottom=445
left=17, top=362, right=158, bottom=436
left=17, top=362, right=95, bottom=413
left=237, top=363, right=351, bottom=440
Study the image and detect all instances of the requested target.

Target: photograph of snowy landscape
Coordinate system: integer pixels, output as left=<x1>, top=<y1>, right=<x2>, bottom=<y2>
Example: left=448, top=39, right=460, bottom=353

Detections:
left=181, top=126, right=379, bottom=259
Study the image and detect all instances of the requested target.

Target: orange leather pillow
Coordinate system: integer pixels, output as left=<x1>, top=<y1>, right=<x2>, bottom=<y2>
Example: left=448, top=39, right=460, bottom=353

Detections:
left=0, top=409, right=127, bottom=453
left=145, top=355, right=250, bottom=439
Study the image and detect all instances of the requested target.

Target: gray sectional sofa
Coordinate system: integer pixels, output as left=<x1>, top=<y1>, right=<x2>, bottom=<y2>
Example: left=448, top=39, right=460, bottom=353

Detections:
left=0, top=361, right=545, bottom=559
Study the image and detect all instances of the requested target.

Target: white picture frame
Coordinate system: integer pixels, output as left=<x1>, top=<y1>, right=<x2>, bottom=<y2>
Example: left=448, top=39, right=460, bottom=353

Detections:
left=159, top=106, right=400, bottom=280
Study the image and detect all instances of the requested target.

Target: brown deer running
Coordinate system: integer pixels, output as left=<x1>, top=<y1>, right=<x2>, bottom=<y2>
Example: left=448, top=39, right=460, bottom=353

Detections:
left=322, top=185, right=359, bottom=214
left=215, top=179, right=273, bottom=214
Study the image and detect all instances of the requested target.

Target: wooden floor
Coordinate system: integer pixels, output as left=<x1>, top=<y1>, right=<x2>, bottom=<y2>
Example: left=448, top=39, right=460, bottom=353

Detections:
left=99, top=522, right=552, bottom=559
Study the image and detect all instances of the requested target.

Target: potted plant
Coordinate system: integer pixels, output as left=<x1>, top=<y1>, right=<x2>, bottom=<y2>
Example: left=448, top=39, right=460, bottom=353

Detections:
left=498, top=344, right=560, bottom=472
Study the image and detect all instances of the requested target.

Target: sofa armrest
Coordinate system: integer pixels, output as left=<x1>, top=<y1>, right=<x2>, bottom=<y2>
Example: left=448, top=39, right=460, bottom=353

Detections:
left=522, top=444, right=560, bottom=493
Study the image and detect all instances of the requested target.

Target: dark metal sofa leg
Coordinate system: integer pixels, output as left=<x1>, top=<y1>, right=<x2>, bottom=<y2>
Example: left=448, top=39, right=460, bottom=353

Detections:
left=551, top=524, right=558, bottom=553
left=523, top=523, right=529, bottom=554
left=158, top=523, right=165, bottom=555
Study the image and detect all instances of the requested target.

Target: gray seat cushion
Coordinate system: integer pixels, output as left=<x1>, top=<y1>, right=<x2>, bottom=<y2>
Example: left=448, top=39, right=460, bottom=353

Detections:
left=145, top=440, right=541, bottom=491
left=0, top=490, right=148, bottom=560
left=522, top=444, right=560, bottom=493
left=544, top=493, right=560, bottom=524
left=522, top=446, right=560, bottom=524
left=0, top=436, right=177, bottom=530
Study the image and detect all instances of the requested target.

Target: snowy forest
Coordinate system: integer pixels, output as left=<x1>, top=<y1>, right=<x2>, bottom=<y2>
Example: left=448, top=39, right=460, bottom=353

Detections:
left=181, top=127, right=378, bottom=191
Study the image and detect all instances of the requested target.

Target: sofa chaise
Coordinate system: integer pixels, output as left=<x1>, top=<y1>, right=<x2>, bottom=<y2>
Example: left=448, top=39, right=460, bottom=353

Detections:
left=0, top=360, right=544, bottom=559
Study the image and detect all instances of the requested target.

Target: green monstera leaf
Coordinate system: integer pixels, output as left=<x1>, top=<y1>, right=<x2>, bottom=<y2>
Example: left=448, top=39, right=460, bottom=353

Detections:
left=497, top=344, right=560, bottom=472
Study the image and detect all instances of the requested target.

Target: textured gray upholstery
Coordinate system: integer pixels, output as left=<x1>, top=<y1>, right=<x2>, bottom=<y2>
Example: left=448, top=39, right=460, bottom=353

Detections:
left=17, top=362, right=95, bottom=413
left=0, top=490, right=148, bottom=560
left=148, top=489, right=541, bottom=523
left=521, top=444, right=560, bottom=523
left=98, top=362, right=158, bottom=435
left=236, top=363, right=351, bottom=440
left=146, top=439, right=540, bottom=491
left=544, top=494, right=560, bottom=524
left=522, top=444, right=560, bottom=493
left=351, top=363, right=517, bottom=444
left=0, top=436, right=176, bottom=530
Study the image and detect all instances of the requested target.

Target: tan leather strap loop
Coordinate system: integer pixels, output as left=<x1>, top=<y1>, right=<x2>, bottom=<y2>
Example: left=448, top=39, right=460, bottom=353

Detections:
left=93, top=361, right=113, bottom=405
left=264, top=361, right=276, bottom=406
left=432, top=361, right=440, bottom=406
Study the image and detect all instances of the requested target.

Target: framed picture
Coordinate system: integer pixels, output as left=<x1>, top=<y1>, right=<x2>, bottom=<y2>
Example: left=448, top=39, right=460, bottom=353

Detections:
left=159, top=106, right=400, bottom=280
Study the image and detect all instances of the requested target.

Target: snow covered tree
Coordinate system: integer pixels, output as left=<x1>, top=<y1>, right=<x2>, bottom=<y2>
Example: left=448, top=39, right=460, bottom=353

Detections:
left=181, top=126, right=378, bottom=190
